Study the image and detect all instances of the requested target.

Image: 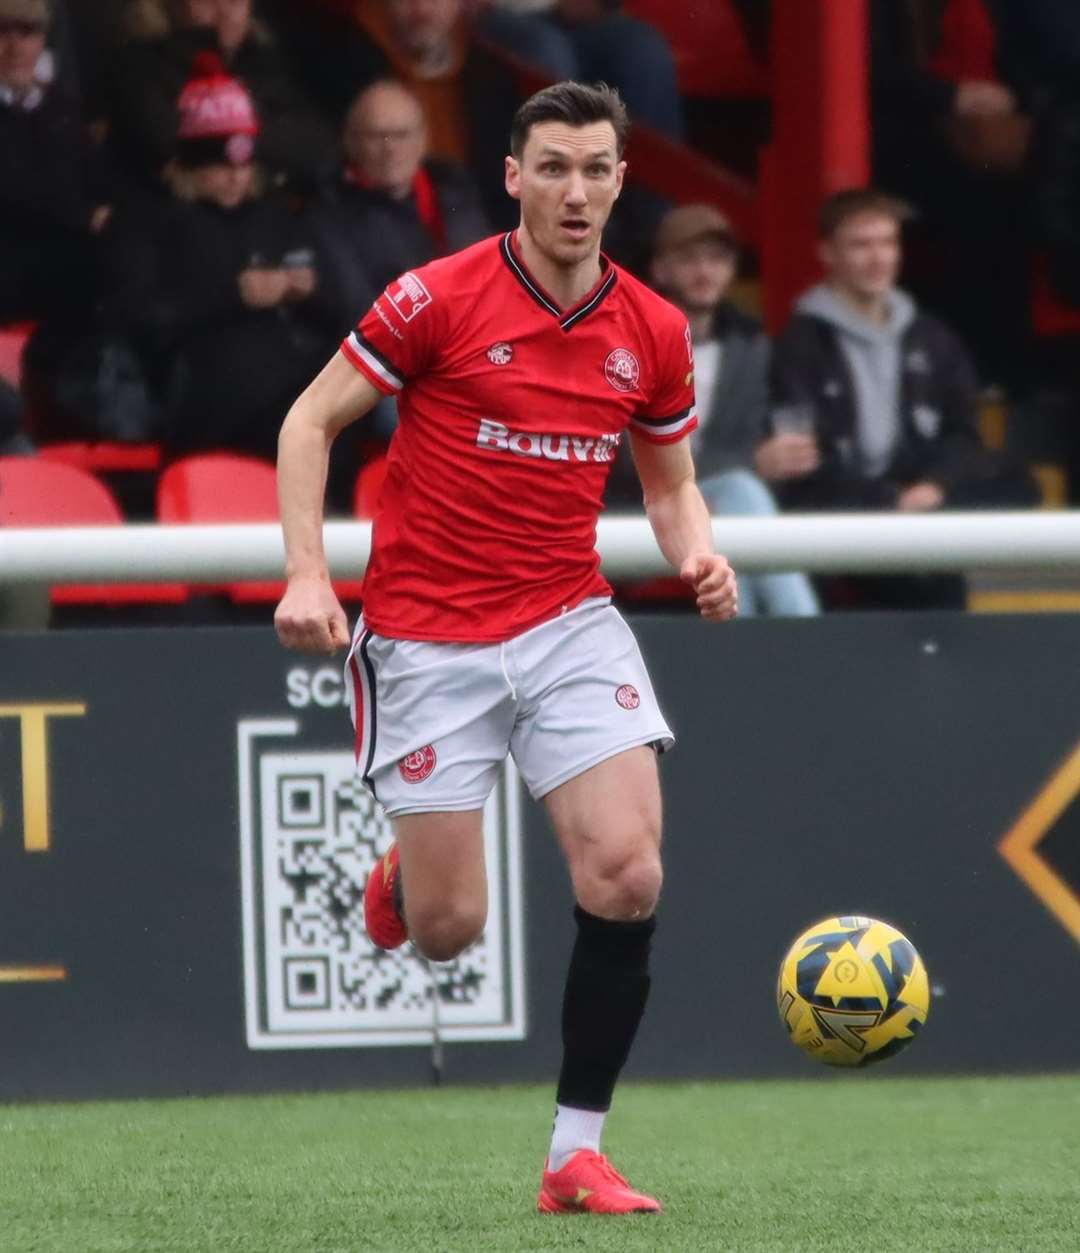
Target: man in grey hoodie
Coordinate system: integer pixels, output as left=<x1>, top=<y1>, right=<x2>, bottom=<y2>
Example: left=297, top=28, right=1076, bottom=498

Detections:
left=766, top=187, right=1035, bottom=608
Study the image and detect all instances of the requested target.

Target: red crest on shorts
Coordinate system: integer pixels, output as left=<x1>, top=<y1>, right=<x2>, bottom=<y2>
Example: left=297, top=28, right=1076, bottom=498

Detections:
left=604, top=348, right=640, bottom=393
left=615, top=684, right=641, bottom=710
left=399, top=745, right=437, bottom=783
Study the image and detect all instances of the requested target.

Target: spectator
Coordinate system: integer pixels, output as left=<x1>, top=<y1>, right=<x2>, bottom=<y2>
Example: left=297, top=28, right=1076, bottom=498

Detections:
left=349, top=0, right=520, bottom=225
left=102, top=51, right=342, bottom=458
left=312, top=79, right=489, bottom=311
left=110, top=0, right=337, bottom=189
left=870, top=0, right=1029, bottom=383
left=769, top=188, right=1037, bottom=610
left=476, top=1, right=683, bottom=138
left=648, top=204, right=817, bottom=617
left=1006, top=2, right=1080, bottom=306
left=0, top=0, right=107, bottom=329
left=311, top=76, right=491, bottom=484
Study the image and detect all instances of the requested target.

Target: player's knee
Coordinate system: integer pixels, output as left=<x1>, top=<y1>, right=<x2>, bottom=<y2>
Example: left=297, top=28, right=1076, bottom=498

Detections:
left=579, top=847, right=662, bottom=921
left=408, top=901, right=487, bottom=962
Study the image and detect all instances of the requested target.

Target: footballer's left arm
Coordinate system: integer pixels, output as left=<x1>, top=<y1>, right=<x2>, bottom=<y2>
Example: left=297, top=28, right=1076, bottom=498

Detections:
left=629, top=430, right=738, bottom=622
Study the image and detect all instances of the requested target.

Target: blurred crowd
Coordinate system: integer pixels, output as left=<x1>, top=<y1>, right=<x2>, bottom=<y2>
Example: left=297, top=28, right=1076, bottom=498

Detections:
left=3, top=0, right=1079, bottom=613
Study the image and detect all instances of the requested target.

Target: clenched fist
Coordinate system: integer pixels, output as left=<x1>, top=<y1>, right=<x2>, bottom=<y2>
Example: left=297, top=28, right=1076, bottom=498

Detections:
left=275, top=575, right=350, bottom=654
left=680, top=553, right=738, bottom=622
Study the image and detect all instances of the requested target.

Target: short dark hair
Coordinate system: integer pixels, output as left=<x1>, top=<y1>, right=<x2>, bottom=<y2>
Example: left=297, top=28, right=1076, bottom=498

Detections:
left=510, top=81, right=629, bottom=159
left=818, top=188, right=911, bottom=239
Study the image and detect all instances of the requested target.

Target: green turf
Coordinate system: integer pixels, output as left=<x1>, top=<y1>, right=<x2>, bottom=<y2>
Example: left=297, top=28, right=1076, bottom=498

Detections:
left=1, top=1074, right=1078, bottom=1252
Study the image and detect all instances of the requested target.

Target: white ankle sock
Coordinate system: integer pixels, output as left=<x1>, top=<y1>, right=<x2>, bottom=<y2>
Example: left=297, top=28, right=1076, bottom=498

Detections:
left=548, top=1104, right=606, bottom=1172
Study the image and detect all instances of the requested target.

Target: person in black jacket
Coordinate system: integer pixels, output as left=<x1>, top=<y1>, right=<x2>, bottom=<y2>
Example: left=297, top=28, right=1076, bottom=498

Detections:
left=0, top=0, right=107, bottom=327
left=312, top=79, right=490, bottom=317
left=102, top=51, right=342, bottom=458
left=769, top=188, right=1036, bottom=610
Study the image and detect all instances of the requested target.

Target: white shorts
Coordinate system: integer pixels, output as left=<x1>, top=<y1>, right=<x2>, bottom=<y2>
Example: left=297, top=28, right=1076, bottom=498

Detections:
left=344, top=598, right=674, bottom=817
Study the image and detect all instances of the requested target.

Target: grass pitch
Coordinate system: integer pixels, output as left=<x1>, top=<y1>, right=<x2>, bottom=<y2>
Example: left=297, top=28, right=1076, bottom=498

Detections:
left=2, top=1074, right=1078, bottom=1252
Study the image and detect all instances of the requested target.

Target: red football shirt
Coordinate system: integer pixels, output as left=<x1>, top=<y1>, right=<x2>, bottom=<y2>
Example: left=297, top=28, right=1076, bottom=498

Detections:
left=341, top=231, right=697, bottom=642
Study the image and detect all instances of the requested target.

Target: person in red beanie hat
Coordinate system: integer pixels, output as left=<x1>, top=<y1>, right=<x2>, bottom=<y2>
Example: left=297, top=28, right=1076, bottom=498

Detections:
left=99, top=48, right=348, bottom=460
left=172, top=48, right=259, bottom=209
left=109, top=0, right=336, bottom=189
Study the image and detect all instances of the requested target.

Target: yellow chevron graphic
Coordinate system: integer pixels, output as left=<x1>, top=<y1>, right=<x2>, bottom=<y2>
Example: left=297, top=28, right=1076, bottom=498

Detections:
left=999, top=740, right=1080, bottom=946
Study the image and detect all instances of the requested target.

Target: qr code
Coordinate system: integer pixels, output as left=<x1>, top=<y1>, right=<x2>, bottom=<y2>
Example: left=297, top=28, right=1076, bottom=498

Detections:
left=239, top=721, right=525, bottom=1049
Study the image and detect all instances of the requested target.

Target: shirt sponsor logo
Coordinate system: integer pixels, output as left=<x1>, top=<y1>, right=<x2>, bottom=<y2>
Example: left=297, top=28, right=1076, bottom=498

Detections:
left=615, top=684, right=641, bottom=710
left=385, top=271, right=433, bottom=323
left=487, top=342, right=514, bottom=366
left=399, top=745, right=437, bottom=783
left=476, top=418, right=620, bottom=463
left=604, top=348, right=640, bottom=393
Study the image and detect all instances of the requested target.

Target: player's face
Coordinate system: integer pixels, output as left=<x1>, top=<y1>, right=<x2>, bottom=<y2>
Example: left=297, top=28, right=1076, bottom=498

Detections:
left=820, top=212, right=901, bottom=301
left=506, top=121, right=625, bottom=268
left=191, top=161, right=255, bottom=209
left=652, top=238, right=737, bottom=314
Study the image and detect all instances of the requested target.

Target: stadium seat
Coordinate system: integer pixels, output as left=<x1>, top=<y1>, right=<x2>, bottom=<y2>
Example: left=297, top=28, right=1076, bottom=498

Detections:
left=158, top=452, right=364, bottom=602
left=157, top=452, right=283, bottom=602
left=617, top=575, right=695, bottom=607
left=623, top=0, right=767, bottom=98
left=0, top=455, right=185, bottom=604
left=0, top=323, right=34, bottom=387
left=38, top=441, right=163, bottom=474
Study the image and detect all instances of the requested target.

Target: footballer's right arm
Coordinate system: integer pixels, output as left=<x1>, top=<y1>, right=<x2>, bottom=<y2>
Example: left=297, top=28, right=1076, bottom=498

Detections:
left=275, top=351, right=384, bottom=654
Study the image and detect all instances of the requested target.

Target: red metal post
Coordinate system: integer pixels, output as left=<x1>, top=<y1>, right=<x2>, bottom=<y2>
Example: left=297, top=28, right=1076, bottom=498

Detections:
left=761, top=0, right=870, bottom=333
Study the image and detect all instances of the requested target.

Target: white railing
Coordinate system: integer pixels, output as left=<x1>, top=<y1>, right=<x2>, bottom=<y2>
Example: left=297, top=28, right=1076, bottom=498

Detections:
left=1, top=513, right=1079, bottom=584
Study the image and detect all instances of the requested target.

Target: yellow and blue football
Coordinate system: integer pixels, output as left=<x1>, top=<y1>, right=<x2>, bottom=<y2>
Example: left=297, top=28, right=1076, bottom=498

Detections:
left=777, top=915, right=930, bottom=1067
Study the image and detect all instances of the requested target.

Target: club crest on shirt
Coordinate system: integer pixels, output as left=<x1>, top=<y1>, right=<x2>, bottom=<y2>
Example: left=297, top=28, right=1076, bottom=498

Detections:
left=487, top=342, right=514, bottom=366
left=385, top=271, right=433, bottom=324
left=604, top=348, right=640, bottom=393
left=615, top=684, right=641, bottom=710
left=399, top=745, right=437, bottom=783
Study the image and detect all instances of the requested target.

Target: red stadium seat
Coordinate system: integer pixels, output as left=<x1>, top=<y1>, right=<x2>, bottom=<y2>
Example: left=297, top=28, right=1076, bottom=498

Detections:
left=623, top=0, right=767, bottom=98
left=0, top=455, right=185, bottom=604
left=158, top=452, right=364, bottom=602
left=0, top=323, right=34, bottom=387
left=38, top=441, right=163, bottom=473
left=617, top=575, right=694, bottom=607
left=157, top=453, right=283, bottom=602
left=353, top=454, right=389, bottom=519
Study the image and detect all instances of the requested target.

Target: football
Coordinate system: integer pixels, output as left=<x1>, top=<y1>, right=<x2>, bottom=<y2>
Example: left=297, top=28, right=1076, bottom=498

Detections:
left=777, top=915, right=930, bottom=1067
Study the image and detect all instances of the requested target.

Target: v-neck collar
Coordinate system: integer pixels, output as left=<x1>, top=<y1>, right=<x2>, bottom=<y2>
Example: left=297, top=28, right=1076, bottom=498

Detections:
left=500, top=231, right=618, bottom=332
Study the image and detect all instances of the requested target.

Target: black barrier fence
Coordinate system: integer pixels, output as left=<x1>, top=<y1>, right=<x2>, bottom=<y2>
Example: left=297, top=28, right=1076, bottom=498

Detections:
left=1, top=616, right=1079, bottom=1102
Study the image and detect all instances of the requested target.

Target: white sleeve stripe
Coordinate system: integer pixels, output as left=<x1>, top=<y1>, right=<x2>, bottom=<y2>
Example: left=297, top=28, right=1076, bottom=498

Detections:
left=631, top=406, right=697, bottom=438
left=347, top=332, right=403, bottom=392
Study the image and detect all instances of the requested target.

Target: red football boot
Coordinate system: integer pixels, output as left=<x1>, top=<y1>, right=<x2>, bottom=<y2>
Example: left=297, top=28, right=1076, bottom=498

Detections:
left=537, top=1150, right=662, bottom=1215
left=363, top=843, right=408, bottom=950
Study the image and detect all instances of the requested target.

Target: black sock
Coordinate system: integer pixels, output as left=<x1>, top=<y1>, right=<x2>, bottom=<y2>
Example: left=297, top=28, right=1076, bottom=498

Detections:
left=555, top=906, right=655, bottom=1112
